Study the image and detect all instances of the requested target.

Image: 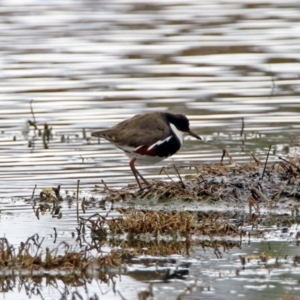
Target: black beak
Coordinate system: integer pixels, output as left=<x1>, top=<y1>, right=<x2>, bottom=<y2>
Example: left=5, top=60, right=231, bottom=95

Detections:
left=188, top=129, right=202, bottom=140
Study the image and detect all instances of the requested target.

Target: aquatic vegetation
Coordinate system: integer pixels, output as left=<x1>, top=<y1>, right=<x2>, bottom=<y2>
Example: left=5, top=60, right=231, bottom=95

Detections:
left=1, top=155, right=299, bottom=299
left=0, top=235, right=91, bottom=273
left=92, top=155, right=300, bottom=211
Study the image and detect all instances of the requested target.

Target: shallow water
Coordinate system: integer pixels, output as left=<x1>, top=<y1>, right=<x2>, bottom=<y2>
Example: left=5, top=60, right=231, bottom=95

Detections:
left=1, top=0, right=300, bottom=299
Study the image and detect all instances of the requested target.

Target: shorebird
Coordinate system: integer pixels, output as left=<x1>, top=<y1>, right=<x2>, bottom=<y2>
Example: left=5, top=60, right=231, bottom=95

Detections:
left=91, top=112, right=201, bottom=189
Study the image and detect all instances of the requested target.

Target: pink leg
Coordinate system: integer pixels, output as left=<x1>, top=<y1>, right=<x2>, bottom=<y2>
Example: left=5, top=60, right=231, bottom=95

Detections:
left=129, top=158, right=149, bottom=189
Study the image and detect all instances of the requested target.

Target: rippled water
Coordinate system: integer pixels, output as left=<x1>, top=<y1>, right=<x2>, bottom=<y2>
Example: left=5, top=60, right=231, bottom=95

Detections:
left=1, top=0, right=300, bottom=197
left=1, top=0, right=300, bottom=299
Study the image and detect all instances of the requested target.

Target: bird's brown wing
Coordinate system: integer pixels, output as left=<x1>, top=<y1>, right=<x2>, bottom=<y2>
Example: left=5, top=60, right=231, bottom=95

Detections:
left=92, top=113, right=171, bottom=148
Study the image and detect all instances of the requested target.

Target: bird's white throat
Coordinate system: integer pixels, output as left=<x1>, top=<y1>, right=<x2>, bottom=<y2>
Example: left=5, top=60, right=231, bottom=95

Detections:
left=170, top=123, right=184, bottom=145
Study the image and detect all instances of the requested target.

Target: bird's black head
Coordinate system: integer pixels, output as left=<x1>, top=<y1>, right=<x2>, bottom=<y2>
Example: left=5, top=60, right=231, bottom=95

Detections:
left=165, top=113, right=190, bottom=132
left=164, top=113, right=201, bottom=140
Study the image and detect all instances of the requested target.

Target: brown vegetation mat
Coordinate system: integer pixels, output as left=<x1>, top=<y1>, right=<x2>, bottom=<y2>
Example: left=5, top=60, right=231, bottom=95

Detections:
left=76, top=209, right=245, bottom=258
left=95, top=156, right=300, bottom=206
left=80, top=209, right=242, bottom=238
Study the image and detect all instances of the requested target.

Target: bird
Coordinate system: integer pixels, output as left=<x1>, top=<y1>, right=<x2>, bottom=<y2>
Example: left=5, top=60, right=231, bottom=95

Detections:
left=91, top=112, right=201, bottom=189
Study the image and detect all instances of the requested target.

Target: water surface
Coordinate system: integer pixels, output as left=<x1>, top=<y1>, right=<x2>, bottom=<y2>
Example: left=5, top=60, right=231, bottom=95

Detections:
left=0, top=0, right=300, bottom=299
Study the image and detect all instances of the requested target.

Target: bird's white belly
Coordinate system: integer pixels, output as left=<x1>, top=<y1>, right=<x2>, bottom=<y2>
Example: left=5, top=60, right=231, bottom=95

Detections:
left=124, top=152, right=167, bottom=165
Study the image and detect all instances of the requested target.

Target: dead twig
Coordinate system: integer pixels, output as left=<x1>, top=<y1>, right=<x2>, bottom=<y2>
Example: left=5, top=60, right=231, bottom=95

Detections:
left=278, top=156, right=300, bottom=173
left=261, top=145, right=272, bottom=179
left=240, top=117, right=245, bottom=137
